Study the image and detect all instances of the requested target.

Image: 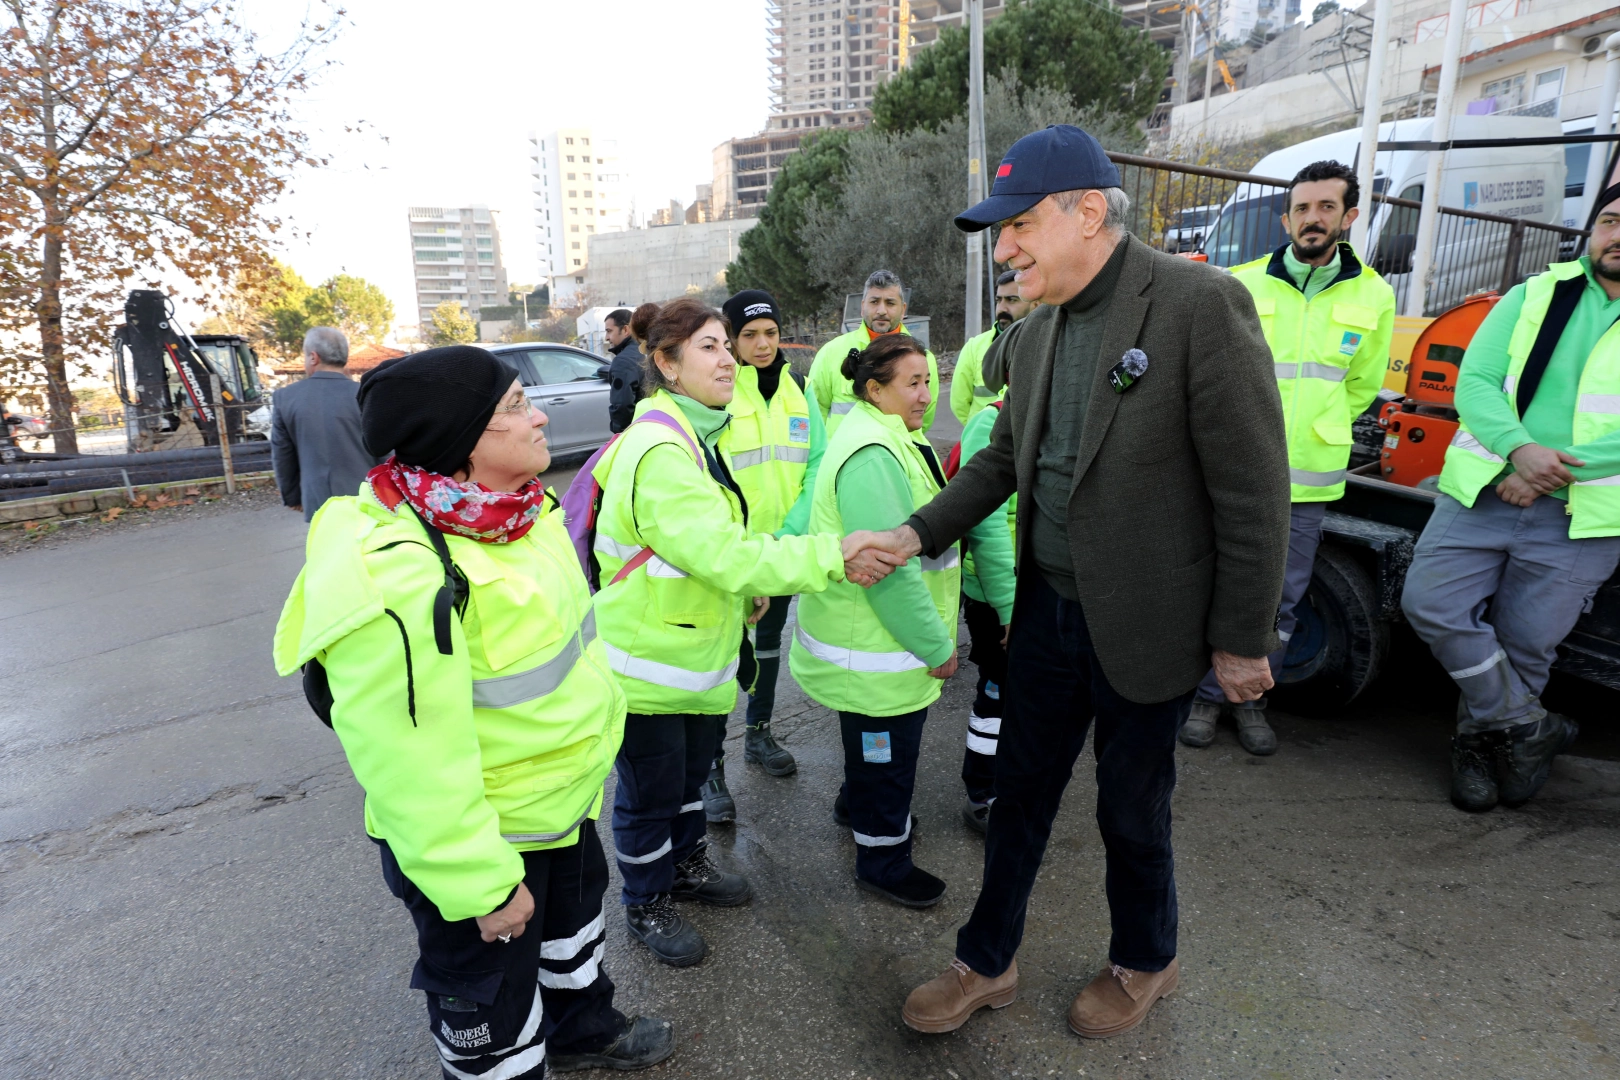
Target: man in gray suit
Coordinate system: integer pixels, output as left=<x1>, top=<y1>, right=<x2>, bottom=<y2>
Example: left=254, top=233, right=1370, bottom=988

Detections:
left=881, top=126, right=1291, bottom=1039
left=271, top=327, right=379, bottom=521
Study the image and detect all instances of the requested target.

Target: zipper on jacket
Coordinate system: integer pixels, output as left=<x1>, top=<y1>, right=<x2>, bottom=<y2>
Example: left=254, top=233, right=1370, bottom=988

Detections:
left=383, top=609, right=417, bottom=726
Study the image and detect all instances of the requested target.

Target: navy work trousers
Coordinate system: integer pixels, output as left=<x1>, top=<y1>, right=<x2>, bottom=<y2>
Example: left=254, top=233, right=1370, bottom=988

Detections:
left=379, top=824, right=623, bottom=1080
left=612, top=712, right=719, bottom=906
left=960, top=595, right=1007, bottom=805
left=956, top=574, right=1190, bottom=978
left=715, top=593, right=792, bottom=761
left=838, top=706, right=927, bottom=887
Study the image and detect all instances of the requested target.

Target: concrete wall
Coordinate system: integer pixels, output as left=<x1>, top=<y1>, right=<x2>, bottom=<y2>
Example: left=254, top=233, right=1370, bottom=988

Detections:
left=584, top=219, right=759, bottom=307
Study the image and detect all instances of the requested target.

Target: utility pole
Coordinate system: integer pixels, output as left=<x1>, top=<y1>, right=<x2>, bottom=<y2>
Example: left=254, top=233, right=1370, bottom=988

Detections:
left=1405, top=0, right=1466, bottom=317
left=1201, top=0, right=1218, bottom=127
left=1581, top=32, right=1620, bottom=231
left=965, top=0, right=987, bottom=341
left=1350, top=0, right=1392, bottom=258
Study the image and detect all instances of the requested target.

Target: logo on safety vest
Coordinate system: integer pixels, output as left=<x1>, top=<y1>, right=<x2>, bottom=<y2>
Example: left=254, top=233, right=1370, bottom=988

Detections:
left=862, top=731, right=892, bottom=763
left=789, top=417, right=809, bottom=444
left=440, top=1021, right=492, bottom=1049
left=1339, top=331, right=1362, bottom=356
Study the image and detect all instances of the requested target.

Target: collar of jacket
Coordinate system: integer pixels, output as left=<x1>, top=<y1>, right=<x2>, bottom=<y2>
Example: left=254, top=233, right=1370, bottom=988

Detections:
left=609, top=337, right=636, bottom=356
left=853, top=396, right=920, bottom=439
left=664, top=387, right=733, bottom=448
left=307, top=369, right=352, bottom=380
left=1266, top=241, right=1362, bottom=294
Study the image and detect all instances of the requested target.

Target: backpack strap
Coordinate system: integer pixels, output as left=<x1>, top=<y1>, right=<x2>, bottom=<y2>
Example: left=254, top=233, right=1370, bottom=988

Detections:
left=1516, top=275, right=1587, bottom=417
left=400, top=500, right=469, bottom=656
left=598, top=409, right=708, bottom=589
left=789, top=368, right=807, bottom=392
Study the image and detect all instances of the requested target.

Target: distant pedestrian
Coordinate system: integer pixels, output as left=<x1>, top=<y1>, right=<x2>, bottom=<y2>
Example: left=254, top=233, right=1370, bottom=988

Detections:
left=809, top=270, right=940, bottom=437
left=605, top=308, right=643, bottom=434
left=950, top=270, right=1034, bottom=426
left=270, top=327, right=379, bottom=521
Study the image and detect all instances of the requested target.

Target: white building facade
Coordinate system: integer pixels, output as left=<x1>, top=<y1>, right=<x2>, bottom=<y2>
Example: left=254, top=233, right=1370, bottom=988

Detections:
left=528, top=128, right=632, bottom=296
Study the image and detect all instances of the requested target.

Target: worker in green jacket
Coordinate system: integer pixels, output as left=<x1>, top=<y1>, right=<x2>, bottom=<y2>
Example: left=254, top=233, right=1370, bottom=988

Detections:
left=950, top=270, right=1035, bottom=427
left=809, top=269, right=940, bottom=437
left=1181, top=159, right=1393, bottom=756
left=591, top=298, right=897, bottom=967
left=272, top=347, right=673, bottom=1076
left=1403, top=185, right=1620, bottom=813
left=791, top=334, right=997, bottom=908
left=697, top=290, right=828, bottom=823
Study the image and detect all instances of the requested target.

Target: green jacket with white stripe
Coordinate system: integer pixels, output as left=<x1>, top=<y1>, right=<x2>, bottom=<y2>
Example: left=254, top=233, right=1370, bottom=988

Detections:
left=272, top=483, right=625, bottom=923
left=591, top=389, right=846, bottom=716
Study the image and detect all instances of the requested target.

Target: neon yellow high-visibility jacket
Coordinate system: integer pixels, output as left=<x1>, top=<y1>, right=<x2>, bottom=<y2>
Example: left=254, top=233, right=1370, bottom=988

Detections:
left=272, top=485, right=625, bottom=923
left=950, top=327, right=1000, bottom=427
left=1232, top=242, right=1393, bottom=501
left=592, top=389, right=847, bottom=715
left=719, top=356, right=824, bottom=537
left=809, top=322, right=939, bottom=436
left=958, top=399, right=1016, bottom=624
left=791, top=399, right=961, bottom=717
left=1439, top=259, right=1620, bottom=538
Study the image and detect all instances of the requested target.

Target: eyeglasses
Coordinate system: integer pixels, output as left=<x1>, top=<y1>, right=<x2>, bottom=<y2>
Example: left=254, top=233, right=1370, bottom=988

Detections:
left=493, top=396, right=533, bottom=416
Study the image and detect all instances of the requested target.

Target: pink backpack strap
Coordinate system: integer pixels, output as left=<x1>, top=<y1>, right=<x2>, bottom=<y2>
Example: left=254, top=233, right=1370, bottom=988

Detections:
left=603, top=409, right=703, bottom=587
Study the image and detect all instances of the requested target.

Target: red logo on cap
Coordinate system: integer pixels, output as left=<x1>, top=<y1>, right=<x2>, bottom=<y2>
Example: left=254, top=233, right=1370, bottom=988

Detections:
left=996, top=163, right=1012, bottom=178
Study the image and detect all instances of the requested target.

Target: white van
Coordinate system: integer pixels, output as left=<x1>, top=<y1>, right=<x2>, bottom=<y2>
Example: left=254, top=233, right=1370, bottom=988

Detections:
left=1202, top=115, right=1567, bottom=313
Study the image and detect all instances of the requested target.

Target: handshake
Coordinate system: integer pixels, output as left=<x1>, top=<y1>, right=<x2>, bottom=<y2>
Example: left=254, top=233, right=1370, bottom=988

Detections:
left=839, top=526, right=923, bottom=588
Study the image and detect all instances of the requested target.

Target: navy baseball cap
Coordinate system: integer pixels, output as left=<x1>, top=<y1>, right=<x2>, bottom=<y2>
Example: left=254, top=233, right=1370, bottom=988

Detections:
left=955, top=125, right=1121, bottom=233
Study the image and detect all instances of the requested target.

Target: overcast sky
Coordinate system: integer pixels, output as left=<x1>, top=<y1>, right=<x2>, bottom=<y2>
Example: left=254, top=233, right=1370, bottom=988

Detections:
left=236, top=0, right=768, bottom=334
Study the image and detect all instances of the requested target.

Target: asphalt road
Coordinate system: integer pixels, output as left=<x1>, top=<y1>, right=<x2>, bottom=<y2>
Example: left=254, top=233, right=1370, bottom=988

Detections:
left=3, top=434, right=1619, bottom=1079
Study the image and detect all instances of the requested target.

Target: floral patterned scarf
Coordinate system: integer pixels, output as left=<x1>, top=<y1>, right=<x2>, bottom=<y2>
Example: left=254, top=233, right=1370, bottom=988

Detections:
left=367, top=456, right=545, bottom=543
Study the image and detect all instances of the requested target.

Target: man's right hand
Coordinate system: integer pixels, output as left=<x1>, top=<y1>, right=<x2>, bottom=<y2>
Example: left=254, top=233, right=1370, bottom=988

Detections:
left=1509, top=443, right=1584, bottom=493
left=1495, top=472, right=1540, bottom=507
left=868, top=524, right=924, bottom=562
left=476, top=882, right=534, bottom=943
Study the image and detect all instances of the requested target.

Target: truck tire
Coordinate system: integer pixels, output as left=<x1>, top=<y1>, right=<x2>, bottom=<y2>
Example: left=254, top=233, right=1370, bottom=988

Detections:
left=1274, top=545, right=1388, bottom=714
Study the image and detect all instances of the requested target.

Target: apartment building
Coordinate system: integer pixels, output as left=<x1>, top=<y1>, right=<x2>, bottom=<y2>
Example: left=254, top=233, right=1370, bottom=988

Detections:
left=406, top=205, right=509, bottom=327
left=528, top=128, right=632, bottom=284
left=771, top=1, right=905, bottom=127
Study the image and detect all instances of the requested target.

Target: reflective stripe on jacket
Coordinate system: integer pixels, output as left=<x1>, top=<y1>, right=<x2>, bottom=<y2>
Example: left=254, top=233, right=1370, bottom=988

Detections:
left=790, top=400, right=961, bottom=716
left=591, top=390, right=846, bottom=714
left=271, top=486, right=626, bottom=922
left=809, top=323, right=939, bottom=436
left=1439, top=260, right=1620, bottom=538
left=1232, top=243, right=1394, bottom=501
left=720, top=361, right=813, bottom=536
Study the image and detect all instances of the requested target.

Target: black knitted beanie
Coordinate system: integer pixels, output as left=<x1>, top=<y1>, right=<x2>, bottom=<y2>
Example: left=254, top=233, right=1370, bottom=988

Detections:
left=357, top=346, right=515, bottom=475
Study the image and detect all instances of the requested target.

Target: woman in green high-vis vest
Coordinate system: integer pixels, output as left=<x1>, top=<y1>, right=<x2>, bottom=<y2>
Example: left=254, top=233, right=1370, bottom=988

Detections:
left=591, top=298, right=895, bottom=967
left=790, top=334, right=990, bottom=908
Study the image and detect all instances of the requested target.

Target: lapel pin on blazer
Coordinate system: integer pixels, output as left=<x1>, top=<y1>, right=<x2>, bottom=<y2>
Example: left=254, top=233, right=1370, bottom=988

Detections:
left=1108, top=348, right=1149, bottom=394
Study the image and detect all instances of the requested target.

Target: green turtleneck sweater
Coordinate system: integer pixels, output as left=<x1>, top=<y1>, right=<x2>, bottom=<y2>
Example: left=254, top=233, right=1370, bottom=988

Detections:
left=1282, top=243, right=1342, bottom=301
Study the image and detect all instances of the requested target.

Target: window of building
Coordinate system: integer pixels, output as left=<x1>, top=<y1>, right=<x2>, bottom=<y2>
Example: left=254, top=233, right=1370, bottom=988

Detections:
left=572, top=241, right=581, bottom=249
left=1480, top=72, right=1525, bottom=110
left=581, top=137, right=590, bottom=145
left=586, top=225, right=595, bottom=233
left=565, top=136, right=574, bottom=144
left=566, top=154, right=574, bottom=162
left=568, top=190, right=577, bottom=198
left=583, top=190, right=593, bottom=199
left=599, top=209, right=607, bottom=216
left=567, top=172, right=576, bottom=180
left=571, top=224, right=580, bottom=232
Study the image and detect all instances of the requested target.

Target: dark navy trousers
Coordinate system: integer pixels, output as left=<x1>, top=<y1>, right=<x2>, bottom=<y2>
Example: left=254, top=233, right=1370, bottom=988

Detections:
left=838, top=707, right=928, bottom=887
left=612, top=712, right=719, bottom=906
left=956, top=574, right=1191, bottom=978
left=960, top=596, right=1006, bottom=805
left=715, top=593, right=793, bottom=761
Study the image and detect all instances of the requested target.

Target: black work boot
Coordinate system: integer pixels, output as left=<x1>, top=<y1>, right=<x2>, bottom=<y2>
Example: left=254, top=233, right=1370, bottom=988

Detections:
left=744, top=720, right=797, bottom=776
left=833, top=789, right=850, bottom=828
left=1178, top=700, right=1221, bottom=748
left=699, top=760, right=735, bottom=824
left=670, top=843, right=752, bottom=906
left=625, top=894, right=707, bottom=967
left=548, top=1014, right=676, bottom=1072
left=1450, top=733, right=1499, bottom=812
left=1496, top=711, right=1579, bottom=808
left=1233, top=704, right=1278, bottom=756
left=856, top=865, right=947, bottom=908
left=962, top=799, right=990, bottom=835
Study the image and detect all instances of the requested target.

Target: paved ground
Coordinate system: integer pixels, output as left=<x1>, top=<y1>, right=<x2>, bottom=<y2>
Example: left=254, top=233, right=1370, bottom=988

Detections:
left=3, top=461, right=1619, bottom=1079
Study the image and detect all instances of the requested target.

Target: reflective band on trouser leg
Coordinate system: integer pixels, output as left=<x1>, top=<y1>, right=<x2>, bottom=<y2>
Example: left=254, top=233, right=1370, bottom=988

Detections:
left=966, top=711, right=1000, bottom=756
left=852, top=814, right=913, bottom=847
left=795, top=625, right=927, bottom=672
left=616, top=837, right=673, bottom=865
left=1448, top=648, right=1507, bottom=681
left=679, top=800, right=703, bottom=814
left=434, top=986, right=545, bottom=1080
left=538, top=904, right=607, bottom=989
left=472, top=612, right=597, bottom=709
left=602, top=642, right=738, bottom=692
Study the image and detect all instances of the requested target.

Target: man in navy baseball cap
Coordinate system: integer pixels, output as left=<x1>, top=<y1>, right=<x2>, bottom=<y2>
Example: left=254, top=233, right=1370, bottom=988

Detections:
left=955, top=124, right=1121, bottom=232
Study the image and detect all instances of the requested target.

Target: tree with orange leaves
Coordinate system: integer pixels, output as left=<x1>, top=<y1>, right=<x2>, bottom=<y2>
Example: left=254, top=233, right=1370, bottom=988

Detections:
left=0, top=1, right=340, bottom=453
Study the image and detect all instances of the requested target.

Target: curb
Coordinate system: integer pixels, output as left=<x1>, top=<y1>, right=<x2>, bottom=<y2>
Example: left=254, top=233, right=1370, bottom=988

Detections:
left=0, top=471, right=278, bottom=526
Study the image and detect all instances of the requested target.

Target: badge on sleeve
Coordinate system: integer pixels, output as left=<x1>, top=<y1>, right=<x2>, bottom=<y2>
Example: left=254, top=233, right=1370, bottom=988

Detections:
left=789, top=416, right=810, bottom=444
left=1340, top=331, right=1362, bottom=356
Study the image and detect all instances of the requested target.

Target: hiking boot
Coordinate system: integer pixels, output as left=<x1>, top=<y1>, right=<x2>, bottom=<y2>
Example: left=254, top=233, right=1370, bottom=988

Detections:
left=699, top=761, right=735, bottom=824
left=1178, top=701, right=1221, bottom=748
left=1495, top=711, right=1578, bottom=808
left=833, top=790, right=850, bottom=828
left=744, top=721, right=797, bottom=776
left=1233, top=705, right=1277, bottom=756
left=1068, top=959, right=1179, bottom=1039
left=1450, top=733, right=1499, bottom=813
left=902, top=957, right=1019, bottom=1034
left=962, top=799, right=990, bottom=835
left=625, top=895, right=707, bottom=967
left=670, top=844, right=751, bottom=906
left=855, top=865, right=947, bottom=908
left=548, top=1014, right=676, bottom=1072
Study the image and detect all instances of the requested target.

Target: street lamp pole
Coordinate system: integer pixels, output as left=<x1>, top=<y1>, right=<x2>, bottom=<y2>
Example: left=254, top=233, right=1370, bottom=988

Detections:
left=965, top=0, right=986, bottom=341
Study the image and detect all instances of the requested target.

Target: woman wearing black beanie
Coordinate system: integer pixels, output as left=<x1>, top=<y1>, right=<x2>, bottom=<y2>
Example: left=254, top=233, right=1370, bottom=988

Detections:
left=274, top=345, right=674, bottom=1075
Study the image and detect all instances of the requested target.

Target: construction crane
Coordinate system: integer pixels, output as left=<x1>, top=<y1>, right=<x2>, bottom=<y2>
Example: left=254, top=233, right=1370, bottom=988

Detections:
left=1156, top=2, right=1238, bottom=93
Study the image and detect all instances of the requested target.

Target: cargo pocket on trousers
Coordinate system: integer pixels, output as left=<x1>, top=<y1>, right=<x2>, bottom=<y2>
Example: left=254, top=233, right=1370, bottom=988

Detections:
left=1569, top=535, right=1620, bottom=588
left=1413, top=494, right=1464, bottom=556
left=412, top=959, right=506, bottom=1008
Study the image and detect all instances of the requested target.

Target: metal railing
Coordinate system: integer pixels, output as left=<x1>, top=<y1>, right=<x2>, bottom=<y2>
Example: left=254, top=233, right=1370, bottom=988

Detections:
left=1104, top=152, right=1590, bottom=315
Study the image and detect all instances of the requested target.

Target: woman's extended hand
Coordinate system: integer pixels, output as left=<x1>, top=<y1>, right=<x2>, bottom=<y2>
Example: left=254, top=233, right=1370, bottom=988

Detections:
left=842, top=529, right=909, bottom=587
left=928, top=655, right=959, bottom=680
left=476, top=882, right=535, bottom=943
left=748, top=596, right=771, bottom=625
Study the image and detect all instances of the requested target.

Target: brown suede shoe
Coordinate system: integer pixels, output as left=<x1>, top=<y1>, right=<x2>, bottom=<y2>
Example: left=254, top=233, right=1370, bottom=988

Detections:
left=1067, top=959, right=1179, bottom=1038
left=902, top=957, right=1019, bottom=1033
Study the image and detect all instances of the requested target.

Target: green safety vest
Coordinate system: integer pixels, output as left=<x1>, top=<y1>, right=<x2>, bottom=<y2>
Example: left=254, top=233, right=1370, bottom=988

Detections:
left=950, top=327, right=999, bottom=427
left=789, top=400, right=961, bottom=716
left=719, top=361, right=811, bottom=536
left=1232, top=246, right=1395, bottom=501
left=810, top=322, right=940, bottom=436
left=272, top=487, right=626, bottom=922
left=1438, top=260, right=1620, bottom=539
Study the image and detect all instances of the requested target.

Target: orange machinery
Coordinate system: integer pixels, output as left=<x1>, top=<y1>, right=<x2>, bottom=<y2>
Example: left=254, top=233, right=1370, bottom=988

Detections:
left=1376, top=293, right=1499, bottom=486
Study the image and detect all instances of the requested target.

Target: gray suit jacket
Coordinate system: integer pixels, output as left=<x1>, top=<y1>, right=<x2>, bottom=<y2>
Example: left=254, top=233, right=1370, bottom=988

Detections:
left=271, top=370, right=379, bottom=522
left=913, top=235, right=1291, bottom=703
